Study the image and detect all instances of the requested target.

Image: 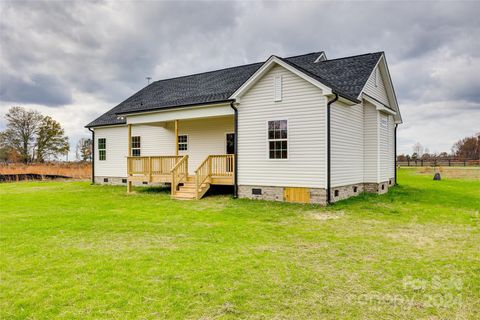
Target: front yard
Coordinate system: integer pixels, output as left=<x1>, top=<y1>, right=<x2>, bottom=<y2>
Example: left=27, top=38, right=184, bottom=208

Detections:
left=1, top=169, right=479, bottom=319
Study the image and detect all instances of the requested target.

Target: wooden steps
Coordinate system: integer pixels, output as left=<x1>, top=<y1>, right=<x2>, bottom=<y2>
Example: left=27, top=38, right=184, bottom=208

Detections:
left=171, top=175, right=210, bottom=200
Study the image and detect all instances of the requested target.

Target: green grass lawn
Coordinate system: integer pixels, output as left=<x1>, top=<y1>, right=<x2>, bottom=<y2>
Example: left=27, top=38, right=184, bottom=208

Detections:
left=1, top=169, right=479, bottom=319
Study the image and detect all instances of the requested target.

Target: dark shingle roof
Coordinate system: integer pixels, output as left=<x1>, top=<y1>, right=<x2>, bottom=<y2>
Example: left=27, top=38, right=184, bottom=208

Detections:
left=86, top=51, right=382, bottom=127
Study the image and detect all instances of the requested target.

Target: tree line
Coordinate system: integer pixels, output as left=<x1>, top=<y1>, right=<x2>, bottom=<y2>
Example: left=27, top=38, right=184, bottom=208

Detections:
left=398, top=134, right=480, bottom=161
left=0, top=106, right=85, bottom=163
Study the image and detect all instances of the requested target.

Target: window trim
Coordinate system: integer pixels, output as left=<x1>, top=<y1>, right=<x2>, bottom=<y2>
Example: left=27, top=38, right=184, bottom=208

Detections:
left=178, top=134, right=188, bottom=151
left=266, top=119, right=289, bottom=160
left=131, top=136, right=141, bottom=156
left=98, top=138, right=106, bottom=161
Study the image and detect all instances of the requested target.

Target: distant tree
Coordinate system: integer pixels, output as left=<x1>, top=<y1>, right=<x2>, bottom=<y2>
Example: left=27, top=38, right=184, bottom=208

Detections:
left=0, top=106, right=69, bottom=163
left=0, top=107, right=43, bottom=163
left=412, top=142, right=424, bottom=158
left=35, top=116, right=70, bottom=162
left=421, top=152, right=431, bottom=160
left=75, top=138, right=92, bottom=161
left=411, top=152, right=418, bottom=161
left=397, top=154, right=407, bottom=161
left=452, top=136, right=480, bottom=160
left=438, top=152, right=449, bottom=158
left=0, top=145, right=8, bottom=163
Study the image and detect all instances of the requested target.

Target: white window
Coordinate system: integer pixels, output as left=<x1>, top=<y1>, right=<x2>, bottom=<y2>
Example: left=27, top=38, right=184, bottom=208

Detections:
left=274, top=75, right=282, bottom=101
left=268, top=120, right=288, bottom=159
left=178, top=135, right=188, bottom=151
left=131, top=136, right=141, bottom=156
left=98, top=138, right=106, bottom=161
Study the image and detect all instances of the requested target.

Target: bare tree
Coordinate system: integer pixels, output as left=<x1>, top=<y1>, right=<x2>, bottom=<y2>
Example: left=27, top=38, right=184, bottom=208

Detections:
left=0, top=106, right=70, bottom=163
left=0, top=107, right=43, bottom=163
left=75, top=138, right=92, bottom=161
left=412, top=142, right=424, bottom=158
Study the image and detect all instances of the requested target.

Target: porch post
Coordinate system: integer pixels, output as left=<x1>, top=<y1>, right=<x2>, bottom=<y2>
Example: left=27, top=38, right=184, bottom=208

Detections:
left=175, top=120, right=179, bottom=156
left=128, top=124, right=132, bottom=156
left=127, top=124, right=132, bottom=193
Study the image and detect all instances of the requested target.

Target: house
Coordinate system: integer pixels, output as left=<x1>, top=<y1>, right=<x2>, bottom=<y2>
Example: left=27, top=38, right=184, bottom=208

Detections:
left=85, top=51, right=402, bottom=204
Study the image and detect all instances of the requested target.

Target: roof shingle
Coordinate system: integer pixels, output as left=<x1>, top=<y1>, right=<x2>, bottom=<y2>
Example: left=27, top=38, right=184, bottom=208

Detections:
left=86, top=51, right=382, bottom=127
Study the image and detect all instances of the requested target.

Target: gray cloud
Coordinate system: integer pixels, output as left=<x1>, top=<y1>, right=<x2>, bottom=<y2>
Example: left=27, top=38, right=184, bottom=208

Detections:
left=0, top=0, right=479, bottom=157
left=0, top=73, right=72, bottom=106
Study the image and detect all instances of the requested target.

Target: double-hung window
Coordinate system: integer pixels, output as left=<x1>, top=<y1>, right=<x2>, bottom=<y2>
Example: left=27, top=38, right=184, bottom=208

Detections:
left=268, top=120, right=288, bottom=159
left=131, top=136, right=141, bottom=156
left=178, top=135, right=188, bottom=151
left=98, top=138, right=106, bottom=161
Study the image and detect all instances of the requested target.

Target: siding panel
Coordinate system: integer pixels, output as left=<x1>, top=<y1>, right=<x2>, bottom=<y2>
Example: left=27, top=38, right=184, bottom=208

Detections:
left=331, top=102, right=364, bottom=187
left=364, top=67, right=390, bottom=106
left=238, top=65, right=326, bottom=188
left=363, top=103, right=378, bottom=183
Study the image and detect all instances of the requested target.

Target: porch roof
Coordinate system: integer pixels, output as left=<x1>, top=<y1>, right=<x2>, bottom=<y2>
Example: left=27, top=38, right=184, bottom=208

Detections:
left=86, top=51, right=383, bottom=128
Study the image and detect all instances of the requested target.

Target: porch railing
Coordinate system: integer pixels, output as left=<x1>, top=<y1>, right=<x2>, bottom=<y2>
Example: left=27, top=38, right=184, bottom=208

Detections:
left=171, top=155, right=189, bottom=196
left=195, top=154, right=234, bottom=199
left=127, top=156, right=182, bottom=179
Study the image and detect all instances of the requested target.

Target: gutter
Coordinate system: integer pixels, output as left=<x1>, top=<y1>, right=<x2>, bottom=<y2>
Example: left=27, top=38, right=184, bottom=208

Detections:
left=115, top=99, right=235, bottom=116
left=229, top=101, right=238, bottom=198
left=87, top=128, right=95, bottom=185
left=327, top=92, right=339, bottom=204
left=394, top=124, right=398, bottom=185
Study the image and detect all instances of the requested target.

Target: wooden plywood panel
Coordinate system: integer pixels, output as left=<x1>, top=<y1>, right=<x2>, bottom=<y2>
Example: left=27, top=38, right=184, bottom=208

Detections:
left=284, top=187, right=310, bottom=203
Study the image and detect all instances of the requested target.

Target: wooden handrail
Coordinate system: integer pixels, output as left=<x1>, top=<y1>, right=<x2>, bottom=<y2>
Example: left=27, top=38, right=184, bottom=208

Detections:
left=171, top=155, right=188, bottom=196
left=127, top=156, right=182, bottom=177
left=194, top=154, right=234, bottom=199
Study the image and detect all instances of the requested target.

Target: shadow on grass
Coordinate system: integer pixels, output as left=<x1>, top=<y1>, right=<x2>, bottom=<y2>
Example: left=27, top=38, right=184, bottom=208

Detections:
left=136, top=186, right=171, bottom=194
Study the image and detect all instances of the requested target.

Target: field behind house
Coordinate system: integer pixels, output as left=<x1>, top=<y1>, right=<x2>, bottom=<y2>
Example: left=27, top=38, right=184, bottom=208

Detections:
left=0, top=168, right=479, bottom=319
left=0, top=162, right=91, bottom=179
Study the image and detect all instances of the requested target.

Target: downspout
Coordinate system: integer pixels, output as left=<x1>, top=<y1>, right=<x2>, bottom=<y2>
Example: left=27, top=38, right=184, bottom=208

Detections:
left=88, top=128, right=95, bottom=185
left=327, top=93, right=338, bottom=205
left=394, top=124, right=398, bottom=185
left=230, top=101, right=238, bottom=198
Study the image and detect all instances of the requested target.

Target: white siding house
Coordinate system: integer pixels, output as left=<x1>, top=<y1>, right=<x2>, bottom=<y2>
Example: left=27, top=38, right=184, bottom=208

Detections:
left=86, top=51, right=402, bottom=204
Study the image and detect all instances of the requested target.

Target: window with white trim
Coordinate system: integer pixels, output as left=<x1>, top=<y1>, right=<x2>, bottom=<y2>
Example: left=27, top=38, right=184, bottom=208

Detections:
left=98, top=138, right=106, bottom=161
left=178, top=135, right=188, bottom=151
left=268, top=120, right=287, bottom=159
left=131, top=136, right=141, bottom=156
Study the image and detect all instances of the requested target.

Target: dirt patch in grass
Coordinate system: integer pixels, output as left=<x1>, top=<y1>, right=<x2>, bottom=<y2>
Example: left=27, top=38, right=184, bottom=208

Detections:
left=304, top=210, right=346, bottom=221
left=59, top=233, right=181, bottom=253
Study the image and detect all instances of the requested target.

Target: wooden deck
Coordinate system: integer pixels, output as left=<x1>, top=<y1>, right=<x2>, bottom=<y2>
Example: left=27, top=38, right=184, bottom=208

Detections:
left=127, top=155, right=234, bottom=199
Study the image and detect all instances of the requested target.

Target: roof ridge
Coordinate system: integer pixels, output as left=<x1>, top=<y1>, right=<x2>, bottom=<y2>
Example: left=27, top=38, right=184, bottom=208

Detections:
left=321, top=51, right=384, bottom=62
left=148, top=52, right=324, bottom=85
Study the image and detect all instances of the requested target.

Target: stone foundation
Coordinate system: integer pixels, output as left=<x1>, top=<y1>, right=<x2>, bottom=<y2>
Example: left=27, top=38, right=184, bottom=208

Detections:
left=238, top=185, right=327, bottom=205
left=239, top=179, right=396, bottom=205
left=330, top=183, right=364, bottom=203
left=94, top=176, right=167, bottom=187
left=364, top=181, right=390, bottom=194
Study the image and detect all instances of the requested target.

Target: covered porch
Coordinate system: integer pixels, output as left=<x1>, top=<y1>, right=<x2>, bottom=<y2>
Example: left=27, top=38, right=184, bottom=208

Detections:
left=123, top=103, right=236, bottom=199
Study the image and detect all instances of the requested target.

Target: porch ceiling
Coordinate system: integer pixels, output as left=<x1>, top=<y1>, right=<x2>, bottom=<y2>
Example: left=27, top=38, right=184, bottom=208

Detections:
left=126, top=103, right=234, bottom=125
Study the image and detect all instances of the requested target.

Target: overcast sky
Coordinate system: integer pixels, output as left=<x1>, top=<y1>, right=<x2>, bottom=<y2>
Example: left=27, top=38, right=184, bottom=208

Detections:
left=1, top=0, right=479, bottom=159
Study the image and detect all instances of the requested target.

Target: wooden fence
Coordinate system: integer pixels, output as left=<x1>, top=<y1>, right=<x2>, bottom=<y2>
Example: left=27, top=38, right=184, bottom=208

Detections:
left=397, top=159, right=480, bottom=167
